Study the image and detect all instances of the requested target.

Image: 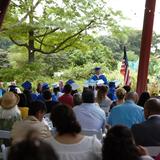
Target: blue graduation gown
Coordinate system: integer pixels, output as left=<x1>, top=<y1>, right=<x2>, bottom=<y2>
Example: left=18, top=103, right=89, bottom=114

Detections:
left=91, top=74, right=108, bottom=85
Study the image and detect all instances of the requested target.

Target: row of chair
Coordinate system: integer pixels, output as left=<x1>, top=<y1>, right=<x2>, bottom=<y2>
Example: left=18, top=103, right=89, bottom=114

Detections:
left=1, top=129, right=160, bottom=160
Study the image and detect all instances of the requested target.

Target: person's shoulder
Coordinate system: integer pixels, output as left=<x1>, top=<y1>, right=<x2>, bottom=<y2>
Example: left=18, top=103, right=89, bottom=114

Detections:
left=131, top=121, right=145, bottom=130
left=136, top=104, right=144, bottom=109
left=111, top=103, right=124, bottom=110
left=99, top=74, right=106, bottom=77
left=82, top=135, right=102, bottom=146
left=92, top=104, right=106, bottom=117
left=12, top=119, right=24, bottom=129
left=92, top=75, right=96, bottom=78
left=73, top=104, right=81, bottom=111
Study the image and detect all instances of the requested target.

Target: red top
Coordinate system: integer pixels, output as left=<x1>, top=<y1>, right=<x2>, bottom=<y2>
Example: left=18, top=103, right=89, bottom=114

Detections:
left=58, top=94, right=73, bottom=108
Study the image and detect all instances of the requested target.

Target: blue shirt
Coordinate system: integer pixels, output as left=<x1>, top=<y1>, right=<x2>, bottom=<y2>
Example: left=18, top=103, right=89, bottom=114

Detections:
left=31, top=93, right=37, bottom=101
left=73, top=103, right=106, bottom=131
left=0, top=88, right=5, bottom=97
left=108, top=100, right=145, bottom=128
left=91, top=74, right=108, bottom=85
left=37, top=94, right=57, bottom=102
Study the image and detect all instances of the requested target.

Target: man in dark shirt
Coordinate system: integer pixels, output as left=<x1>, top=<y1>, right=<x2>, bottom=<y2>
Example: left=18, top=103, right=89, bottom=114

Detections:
left=43, top=90, right=58, bottom=113
left=132, top=98, right=160, bottom=146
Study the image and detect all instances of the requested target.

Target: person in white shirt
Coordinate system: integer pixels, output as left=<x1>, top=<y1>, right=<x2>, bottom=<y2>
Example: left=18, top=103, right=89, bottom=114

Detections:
left=49, top=104, right=102, bottom=160
left=73, top=89, right=106, bottom=131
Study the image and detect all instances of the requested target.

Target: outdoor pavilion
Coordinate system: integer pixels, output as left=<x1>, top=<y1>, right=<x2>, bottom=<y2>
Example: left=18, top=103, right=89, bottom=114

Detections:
left=0, top=0, right=157, bottom=95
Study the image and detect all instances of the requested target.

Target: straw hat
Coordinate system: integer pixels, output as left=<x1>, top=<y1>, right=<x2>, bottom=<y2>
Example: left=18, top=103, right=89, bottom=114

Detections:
left=0, top=92, right=20, bottom=109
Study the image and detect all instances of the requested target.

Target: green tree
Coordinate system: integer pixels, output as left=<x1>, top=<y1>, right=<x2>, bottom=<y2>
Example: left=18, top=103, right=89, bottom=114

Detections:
left=0, top=49, right=10, bottom=69
left=0, top=37, right=12, bottom=50
left=152, top=32, right=160, bottom=54
left=1, top=0, right=122, bottom=63
left=99, top=28, right=141, bottom=60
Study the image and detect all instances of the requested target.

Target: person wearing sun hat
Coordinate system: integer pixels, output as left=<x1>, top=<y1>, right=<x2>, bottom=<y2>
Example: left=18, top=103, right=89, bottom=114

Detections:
left=0, top=92, right=21, bottom=145
left=91, top=67, right=108, bottom=85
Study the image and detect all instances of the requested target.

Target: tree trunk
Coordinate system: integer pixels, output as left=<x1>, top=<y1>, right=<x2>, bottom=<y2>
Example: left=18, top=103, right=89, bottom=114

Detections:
left=28, top=1, right=35, bottom=63
left=28, top=30, right=35, bottom=63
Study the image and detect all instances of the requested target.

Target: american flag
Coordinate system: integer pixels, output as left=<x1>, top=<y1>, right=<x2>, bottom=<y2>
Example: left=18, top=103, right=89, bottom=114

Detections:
left=120, top=46, right=131, bottom=86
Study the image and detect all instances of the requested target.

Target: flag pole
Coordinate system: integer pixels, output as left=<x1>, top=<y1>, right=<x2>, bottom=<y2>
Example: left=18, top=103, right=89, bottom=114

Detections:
left=120, top=46, right=131, bottom=86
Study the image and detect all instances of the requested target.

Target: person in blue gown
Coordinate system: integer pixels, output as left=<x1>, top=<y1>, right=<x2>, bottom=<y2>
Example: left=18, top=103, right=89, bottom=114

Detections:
left=91, top=67, right=108, bottom=85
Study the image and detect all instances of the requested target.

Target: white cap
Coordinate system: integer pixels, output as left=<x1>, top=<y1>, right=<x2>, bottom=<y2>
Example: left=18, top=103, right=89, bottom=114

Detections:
left=71, top=83, right=80, bottom=90
left=52, top=83, right=59, bottom=88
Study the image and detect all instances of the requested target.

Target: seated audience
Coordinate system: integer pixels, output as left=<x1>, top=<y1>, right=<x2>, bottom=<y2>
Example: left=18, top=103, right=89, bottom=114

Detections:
left=123, top=85, right=131, bottom=93
left=22, top=81, right=37, bottom=102
left=0, top=92, right=21, bottom=130
left=11, top=100, right=52, bottom=144
left=96, top=86, right=112, bottom=116
left=43, top=90, right=58, bottom=113
left=36, top=82, right=42, bottom=95
left=37, top=83, right=57, bottom=102
left=73, top=89, right=106, bottom=131
left=58, top=80, right=64, bottom=92
left=73, top=93, right=82, bottom=107
left=107, top=82, right=117, bottom=101
left=52, top=84, right=63, bottom=101
left=132, top=98, right=160, bottom=146
left=137, top=91, right=150, bottom=108
left=50, top=104, right=101, bottom=160
left=108, top=92, right=144, bottom=128
left=8, top=131, right=58, bottom=160
left=17, top=93, right=29, bottom=119
left=102, top=125, right=154, bottom=160
left=0, top=81, right=6, bottom=96
left=8, top=81, right=21, bottom=94
left=110, top=87, right=126, bottom=110
left=58, top=84, right=73, bottom=108
left=0, top=92, right=21, bottom=145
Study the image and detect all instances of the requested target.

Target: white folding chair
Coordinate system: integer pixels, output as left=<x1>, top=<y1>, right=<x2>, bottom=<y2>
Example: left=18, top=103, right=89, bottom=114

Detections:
left=0, top=130, right=11, bottom=160
left=1, top=144, right=9, bottom=160
left=43, top=114, right=54, bottom=131
left=146, top=146, right=160, bottom=157
left=44, top=113, right=51, bottom=119
left=81, top=129, right=103, bottom=141
left=0, top=130, right=11, bottom=139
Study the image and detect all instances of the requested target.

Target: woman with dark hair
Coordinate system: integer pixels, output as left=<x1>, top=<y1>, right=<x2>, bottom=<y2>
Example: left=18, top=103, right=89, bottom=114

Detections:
left=11, top=100, right=52, bottom=144
left=50, top=104, right=101, bottom=160
left=102, top=125, right=153, bottom=160
left=8, top=132, right=58, bottom=160
left=58, top=84, right=73, bottom=108
left=137, top=92, right=150, bottom=107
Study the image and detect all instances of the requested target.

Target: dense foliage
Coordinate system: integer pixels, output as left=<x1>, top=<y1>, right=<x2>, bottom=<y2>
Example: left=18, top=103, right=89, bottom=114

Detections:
left=0, top=0, right=160, bottom=92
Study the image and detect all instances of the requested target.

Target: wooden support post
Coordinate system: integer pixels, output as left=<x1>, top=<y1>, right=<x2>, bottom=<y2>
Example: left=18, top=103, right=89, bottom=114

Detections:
left=136, top=0, right=156, bottom=95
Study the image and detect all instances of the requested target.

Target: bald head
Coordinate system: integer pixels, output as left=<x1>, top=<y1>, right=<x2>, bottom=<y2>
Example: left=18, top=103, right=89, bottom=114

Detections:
left=125, top=92, right=138, bottom=103
left=144, top=98, right=160, bottom=119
